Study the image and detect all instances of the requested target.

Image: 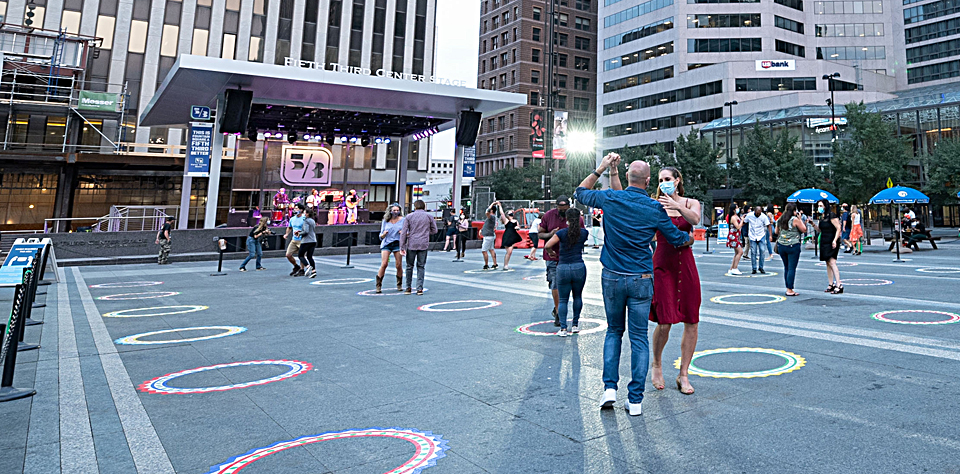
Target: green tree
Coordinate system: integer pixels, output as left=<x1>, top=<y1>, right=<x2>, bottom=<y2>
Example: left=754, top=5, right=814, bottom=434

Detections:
left=475, top=164, right=545, bottom=201
left=732, top=123, right=824, bottom=205
left=924, top=137, right=960, bottom=205
left=671, top=128, right=725, bottom=203
left=553, top=154, right=601, bottom=197
left=829, top=102, right=911, bottom=203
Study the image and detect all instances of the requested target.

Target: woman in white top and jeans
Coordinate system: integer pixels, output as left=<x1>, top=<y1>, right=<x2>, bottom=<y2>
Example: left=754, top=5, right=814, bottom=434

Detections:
left=376, top=204, right=404, bottom=293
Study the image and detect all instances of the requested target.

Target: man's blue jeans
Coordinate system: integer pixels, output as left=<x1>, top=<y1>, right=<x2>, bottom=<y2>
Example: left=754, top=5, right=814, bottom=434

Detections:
left=601, top=269, right=654, bottom=404
left=241, top=236, right=262, bottom=269
left=750, top=239, right=765, bottom=271
left=557, top=262, right=586, bottom=329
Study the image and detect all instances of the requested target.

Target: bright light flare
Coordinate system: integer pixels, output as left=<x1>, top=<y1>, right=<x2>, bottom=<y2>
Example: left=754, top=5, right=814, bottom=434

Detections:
left=566, top=131, right=596, bottom=154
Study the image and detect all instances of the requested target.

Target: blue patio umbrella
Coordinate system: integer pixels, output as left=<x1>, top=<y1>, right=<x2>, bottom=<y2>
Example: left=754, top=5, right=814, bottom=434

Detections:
left=786, top=188, right=839, bottom=204
left=868, top=186, right=930, bottom=204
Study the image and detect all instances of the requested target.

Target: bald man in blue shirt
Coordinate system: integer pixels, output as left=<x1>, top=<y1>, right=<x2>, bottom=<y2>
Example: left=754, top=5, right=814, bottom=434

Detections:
left=575, top=153, right=693, bottom=416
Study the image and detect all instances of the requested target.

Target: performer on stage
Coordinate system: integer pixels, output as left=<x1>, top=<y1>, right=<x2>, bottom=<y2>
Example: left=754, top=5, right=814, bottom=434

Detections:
left=273, top=188, right=291, bottom=226
left=306, top=189, right=319, bottom=209
left=344, top=189, right=367, bottom=224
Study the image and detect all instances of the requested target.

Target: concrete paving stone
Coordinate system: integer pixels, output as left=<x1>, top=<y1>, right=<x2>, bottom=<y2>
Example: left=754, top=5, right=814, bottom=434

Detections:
left=21, top=441, right=58, bottom=474
left=0, top=447, right=25, bottom=474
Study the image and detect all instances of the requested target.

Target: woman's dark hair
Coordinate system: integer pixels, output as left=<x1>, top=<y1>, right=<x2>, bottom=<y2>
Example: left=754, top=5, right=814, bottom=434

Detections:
left=654, top=166, right=685, bottom=199
left=766, top=203, right=775, bottom=214
left=726, top=203, right=738, bottom=223
left=565, top=208, right=582, bottom=245
left=306, top=209, right=316, bottom=220
left=818, top=199, right=835, bottom=219
left=777, top=203, right=798, bottom=232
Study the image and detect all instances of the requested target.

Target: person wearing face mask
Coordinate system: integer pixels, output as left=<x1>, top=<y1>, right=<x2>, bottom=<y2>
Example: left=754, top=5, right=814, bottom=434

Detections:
left=743, top=206, right=771, bottom=274
left=538, top=195, right=584, bottom=326
left=725, top=203, right=745, bottom=275
left=456, top=209, right=470, bottom=259
left=817, top=199, right=843, bottom=294
left=375, top=204, right=405, bottom=293
left=576, top=153, right=694, bottom=416
left=495, top=202, right=522, bottom=270
left=643, top=166, right=702, bottom=396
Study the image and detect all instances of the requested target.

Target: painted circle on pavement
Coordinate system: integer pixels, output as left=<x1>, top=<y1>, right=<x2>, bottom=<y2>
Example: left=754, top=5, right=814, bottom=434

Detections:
left=841, top=279, right=894, bottom=286
left=515, top=318, right=607, bottom=336
left=679, top=347, right=806, bottom=378
left=816, top=262, right=858, bottom=267
left=115, top=326, right=247, bottom=345
left=725, top=271, right=778, bottom=278
left=138, top=360, right=312, bottom=395
left=916, top=267, right=960, bottom=274
left=98, top=291, right=179, bottom=301
left=871, top=310, right=960, bottom=325
left=357, top=288, right=429, bottom=296
left=205, top=427, right=449, bottom=474
left=103, top=305, right=208, bottom=318
left=310, top=278, right=373, bottom=285
left=418, top=300, right=502, bottom=312
left=465, top=268, right=515, bottom=274
left=523, top=275, right=546, bottom=281
left=89, top=281, right=163, bottom=289
left=710, top=294, right=786, bottom=305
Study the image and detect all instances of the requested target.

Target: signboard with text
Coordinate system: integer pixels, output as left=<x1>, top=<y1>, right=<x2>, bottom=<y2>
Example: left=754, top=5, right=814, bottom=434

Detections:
left=756, top=60, right=796, bottom=71
left=190, top=105, right=211, bottom=120
left=78, top=91, right=121, bottom=112
left=186, top=122, right=213, bottom=177
left=462, top=146, right=476, bottom=178
left=281, top=146, right=333, bottom=187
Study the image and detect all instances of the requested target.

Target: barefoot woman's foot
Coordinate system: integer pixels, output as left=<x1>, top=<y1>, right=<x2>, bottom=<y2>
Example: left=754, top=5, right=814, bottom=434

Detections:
left=676, top=375, right=695, bottom=395
left=651, top=366, right=665, bottom=390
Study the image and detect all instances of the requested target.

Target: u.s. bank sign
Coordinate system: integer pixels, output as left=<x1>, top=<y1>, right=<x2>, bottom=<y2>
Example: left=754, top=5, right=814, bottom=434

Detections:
left=756, top=60, right=796, bottom=71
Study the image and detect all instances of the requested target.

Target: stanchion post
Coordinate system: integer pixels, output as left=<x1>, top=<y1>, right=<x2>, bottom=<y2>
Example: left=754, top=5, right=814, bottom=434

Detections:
left=24, top=254, right=42, bottom=327
left=341, top=233, right=354, bottom=269
left=210, top=238, right=228, bottom=276
left=18, top=258, right=41, bottom=351
left=0, top=269, right=37, bottom=402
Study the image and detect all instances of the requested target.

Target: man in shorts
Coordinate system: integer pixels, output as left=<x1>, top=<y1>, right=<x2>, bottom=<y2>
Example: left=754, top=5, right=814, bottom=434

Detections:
left=284, top=204, right=306, bottom=276
left=480, top=206, right=498, bottom=269
left=539, top=196, right=583, bottom=326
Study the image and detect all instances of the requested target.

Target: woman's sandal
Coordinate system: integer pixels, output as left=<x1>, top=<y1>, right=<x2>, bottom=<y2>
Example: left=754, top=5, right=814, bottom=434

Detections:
left=824, top=283, right=836, bottom=293
left=832, top=284, right=844, bottom=294
left=676, top=377, right=694, bottom=395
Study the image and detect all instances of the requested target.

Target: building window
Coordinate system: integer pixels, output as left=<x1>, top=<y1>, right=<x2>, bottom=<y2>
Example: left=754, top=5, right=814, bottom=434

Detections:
left=575, top=36, right=591, bottom=50
left=605, top=0, right=675, bottom=28
left=498, top=116, right=505, bottom=130
left=816, top=46, right=885, bottom=60
left=905, top=0, right=959, bottom=24
left=160, top=25, right=179, bottom=57
left=574, top=56, right=590, bottom=71
left=96, top=15, right=116, bottom=49
left=491, top=56, right=498, bottom=68
left=820, top=23, right=885, bottom=38
left=603, top=108, right=723, bottom=137
left=555, top=74, right=568, bottom=88
left=603, top=66, right=674, bottom=93
left=509, top=135, right=514, bottom=150
left=530, top=91, right=540, bottom=105
left=532, top=70, right=541, bottom=84
left=776, top=40, right=805, bottom=57
left=817, top=0, right=882, bottom=15
left=513, top=27, right=518, bottom=41
left=557, top=95, right=567, bottom=109
left=575, top=17, right=591, bottom=31
left=488, top=141, right=494, bottom=154
left=492, top=16, right=499, bottom=29
left=554, top=33, right=568, bottom=47
left=573, top=97, right=590, bottom=111
left=501, top=52, right=508, bottom=65
left=735, top=77, right=816, bottom=91
left=604, top=81, right=723, bottom=115
left=687, top=0, right=758, bottom=2
left=498, top=137, right=504, bottom=151
left=604, top=17, right=674, bottom=50
left=532, top=49, right=541, bottom=62
left=192, top=29, right=209, bottom=56
left=129, top=20, right=148, bottom=54
left=687, top=38, right=762, bottom=53
left=533, top=27, right=541, bottom=41
left=492, top=36, right=498, bottom=49
left=222, top=33, right=237, bottom=59
left=775, top=16, right=804, bottom=34
left=604, top=42, right=674, bottom=71
left=906, top=18, right=954, bottom=44
left=775, top=0, right=804, bottom=11
left=511, top=70, right=517, bottom=84
left=554, top=54, right=568, bottom=68
left=574, top=77, right=590, bottom=90
left=908, top=59, right=960, bottom=83
left=686, top=13, right=761, bottom=28
left=510, top=113, right=515, bottom=128
left=500, top=73, right=507, bottom=86
left=513, top=49, right=517, bottom=62
left=576, top=0, right=591, bottom=10
left=556, top=13, right=568, bottom=27
left=490, top=76, right=497, bottom=88
left=533, top=7, right=541, bottom=20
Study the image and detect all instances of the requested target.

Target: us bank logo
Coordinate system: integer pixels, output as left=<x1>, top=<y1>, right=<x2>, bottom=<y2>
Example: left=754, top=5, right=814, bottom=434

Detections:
left=756, top=60, right=795, bottom=71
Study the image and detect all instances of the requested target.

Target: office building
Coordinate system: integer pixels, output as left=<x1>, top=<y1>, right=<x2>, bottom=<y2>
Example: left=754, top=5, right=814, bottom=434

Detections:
left=474, top=0, right=598, bottom=177
left=0, top=0, right=438, bottom=229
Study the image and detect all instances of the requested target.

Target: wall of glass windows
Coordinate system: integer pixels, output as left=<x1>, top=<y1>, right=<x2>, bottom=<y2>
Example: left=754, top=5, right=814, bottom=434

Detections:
left=603, top=17, right=673, bottom=49
left=735, top=77, right=816, bottom=91
left=688, top=38, right=762, bottom=53
left=604, top=0, right=673, bottom=27
left=816, top=23, right=883, bottom=37
left=814, top=0, right=883, bottom=14
left=907, top=38, right=960, bottom=64
left=906, top=17, right=960, bottom=44
left=603, top=42, right=673, bottom=71
left=687, top=13, right=760, bottom=28
left=604, top=107, right=722, bottom=136
left=603, top=66, right=674, bottom=92
left=816, top=46, right=885, bottom=60
left=604, top=80, right=722, bottom=115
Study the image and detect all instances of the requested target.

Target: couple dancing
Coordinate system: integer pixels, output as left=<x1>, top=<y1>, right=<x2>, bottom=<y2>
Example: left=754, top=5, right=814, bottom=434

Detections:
left=575, top=153, right=701, bottom=416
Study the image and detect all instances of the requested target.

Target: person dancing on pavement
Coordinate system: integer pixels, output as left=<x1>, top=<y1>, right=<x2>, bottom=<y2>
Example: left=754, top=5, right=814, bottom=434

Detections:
left=544, top=208, right=589, bottom=337
left=575, top=153, right=694, bottom=416
left=375, top=203, right=405, bottom=293
left=495, top=201, right=522, bottom=270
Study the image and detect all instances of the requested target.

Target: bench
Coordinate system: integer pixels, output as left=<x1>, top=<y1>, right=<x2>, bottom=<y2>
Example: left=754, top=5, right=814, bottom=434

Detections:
left=885, top=235, right=941, bottom=251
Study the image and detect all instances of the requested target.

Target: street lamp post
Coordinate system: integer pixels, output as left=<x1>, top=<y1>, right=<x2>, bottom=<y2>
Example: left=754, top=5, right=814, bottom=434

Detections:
left=723, top=100, right=738, bottom=206
left=543, top=0, right=558, bottom=200
left=822, top=72, right=840, bottom=140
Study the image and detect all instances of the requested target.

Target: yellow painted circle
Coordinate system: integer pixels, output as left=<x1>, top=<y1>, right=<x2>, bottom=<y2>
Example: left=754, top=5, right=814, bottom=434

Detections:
left=676, top=347, right=806, bottom=378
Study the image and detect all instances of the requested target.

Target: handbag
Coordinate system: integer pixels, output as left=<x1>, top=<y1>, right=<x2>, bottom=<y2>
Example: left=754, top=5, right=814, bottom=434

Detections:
left=259, top=235, right=270, bottom=250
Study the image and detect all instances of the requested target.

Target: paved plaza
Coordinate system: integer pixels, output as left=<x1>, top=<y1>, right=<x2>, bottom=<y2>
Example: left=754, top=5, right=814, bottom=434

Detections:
left=3, top=239, right=960, bottom=473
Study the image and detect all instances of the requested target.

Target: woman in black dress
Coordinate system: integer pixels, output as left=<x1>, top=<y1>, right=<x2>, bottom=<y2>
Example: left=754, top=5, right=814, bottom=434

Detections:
left=496, top=201, right=522, bottom=270
left=817, top=199, right=843, bottom=294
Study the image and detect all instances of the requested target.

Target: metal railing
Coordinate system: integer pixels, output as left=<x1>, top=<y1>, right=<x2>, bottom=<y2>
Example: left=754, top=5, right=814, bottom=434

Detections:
left=44, top=213, right=174, bottom=234
left=105, top=206, right=178, bottom=232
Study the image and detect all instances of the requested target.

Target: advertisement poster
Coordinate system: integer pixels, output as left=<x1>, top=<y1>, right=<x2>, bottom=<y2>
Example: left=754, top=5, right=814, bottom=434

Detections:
left=186, top=122, right=213, bottom=177
left=553, top=111, right=568, bottom=160
left=78, top=91, right=121, bottom=112
left=462, top=146, right=476, bottom=178
left=281, top=146, right=333, bottom=187
left=530, top=110, right=567, bottom=159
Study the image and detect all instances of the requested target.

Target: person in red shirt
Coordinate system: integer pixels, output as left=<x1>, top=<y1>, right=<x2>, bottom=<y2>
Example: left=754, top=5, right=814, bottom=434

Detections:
left=538, top=196, right=584, bottom=326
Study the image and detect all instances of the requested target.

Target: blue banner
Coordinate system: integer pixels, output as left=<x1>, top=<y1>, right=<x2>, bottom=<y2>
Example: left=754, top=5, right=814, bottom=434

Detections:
left=462, top=146, right=476, bottom=178
left=187, top=122, right=214, bottom=177
left=0, top=244, right=41, bottom=287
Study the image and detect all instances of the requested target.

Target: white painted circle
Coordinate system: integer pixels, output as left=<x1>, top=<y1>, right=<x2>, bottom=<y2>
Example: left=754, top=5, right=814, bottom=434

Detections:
left=841, top=279, right=893, bottom=286
left=816, top=262, right=858, bottom=267
left=710, top=294, right=787, bottom=305
left=725, top=271, right=778, bottom=278
left=523, top=275, right=546, bottom=281
left=357, top=288, right=429, bottom=296
left=98, top=291, right=179, bottom=301
left=89, top=281, right=163, bottom=289
left=916, top=267, right=960, bottom=274
left=103, top=305, right=209, bottom=318
left=464, top=268, right=515, bottom=274
left=115, top=326, right=246, bottom=345
left=872, top=310, right=960, bottom=325
left=515, top=318, right=607, bottom=336
left=418, top=300, right=502, bottom=312
left=310, top=278, right=373, bottom=286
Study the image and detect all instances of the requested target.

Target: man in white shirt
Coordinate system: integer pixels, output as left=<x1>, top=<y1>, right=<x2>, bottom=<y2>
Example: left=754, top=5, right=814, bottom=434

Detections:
left=742, top=206, right=771, bottom=274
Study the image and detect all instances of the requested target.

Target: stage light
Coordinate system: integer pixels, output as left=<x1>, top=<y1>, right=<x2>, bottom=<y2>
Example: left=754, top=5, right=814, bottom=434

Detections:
left=384, top=138, right=392, bottom=144
left=360, top=136, right=370, bottom=146
left=303, top=134, right=312, bottom=140
left=340, top=136, right=348, bottom=143
left=288, top=132, right=298, bottom=144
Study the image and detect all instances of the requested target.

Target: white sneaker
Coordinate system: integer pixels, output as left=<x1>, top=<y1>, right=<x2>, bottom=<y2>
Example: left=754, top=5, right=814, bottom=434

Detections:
left=600, top=388, right=616, bottom=409
left=571, top=325, right=580, bottom=334
left=728, top=268, right=743, bottom=275
left=557, top=328, right=570, bottom=337
left=625, top=400, right=642, bottom=416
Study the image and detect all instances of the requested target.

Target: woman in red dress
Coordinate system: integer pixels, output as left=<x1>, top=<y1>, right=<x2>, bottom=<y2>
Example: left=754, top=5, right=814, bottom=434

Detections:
left=650, top=167, right=702, bottom=395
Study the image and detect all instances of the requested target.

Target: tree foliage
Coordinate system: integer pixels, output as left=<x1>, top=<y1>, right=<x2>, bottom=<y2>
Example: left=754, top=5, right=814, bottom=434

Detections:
left=672, top=128, right=725, bottom=203
left=829, top=102, right=911, bottom=203
left=732, top=123, right=822, bottom=205
left=924, top=137, right=960, bottom=206
left=475, top=163, right=545, bottom=201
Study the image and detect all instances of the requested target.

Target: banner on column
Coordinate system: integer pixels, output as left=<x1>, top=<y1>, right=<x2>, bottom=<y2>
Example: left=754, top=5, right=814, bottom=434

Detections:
left=462, top=146, right=476, bottom=178
left=186, top=122, right=214, bottom=177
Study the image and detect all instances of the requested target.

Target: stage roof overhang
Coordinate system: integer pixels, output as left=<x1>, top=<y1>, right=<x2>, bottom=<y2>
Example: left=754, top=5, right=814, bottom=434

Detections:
left=140, top=55, right=526, bottom=138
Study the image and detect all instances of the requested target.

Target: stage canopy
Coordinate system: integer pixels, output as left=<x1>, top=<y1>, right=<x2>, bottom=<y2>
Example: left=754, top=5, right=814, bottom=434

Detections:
left=140, top=55, right=526, bottom=138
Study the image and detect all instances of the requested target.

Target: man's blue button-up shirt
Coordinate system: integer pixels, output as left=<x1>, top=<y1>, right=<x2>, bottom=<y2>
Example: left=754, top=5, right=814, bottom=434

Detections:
left=575, top=186, right=690, bottom=275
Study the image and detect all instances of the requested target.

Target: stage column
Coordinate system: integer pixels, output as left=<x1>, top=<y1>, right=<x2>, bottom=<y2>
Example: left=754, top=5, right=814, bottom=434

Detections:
left=452, top=144, right=464, bottom=213
left=395, top=137, right=410, bottom=207
left=204, top=95, right=226, bottom=229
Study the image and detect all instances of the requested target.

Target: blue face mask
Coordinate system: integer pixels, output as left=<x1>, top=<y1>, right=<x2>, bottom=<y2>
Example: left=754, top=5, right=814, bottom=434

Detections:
left=659, top=181, right=676, bottom=196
